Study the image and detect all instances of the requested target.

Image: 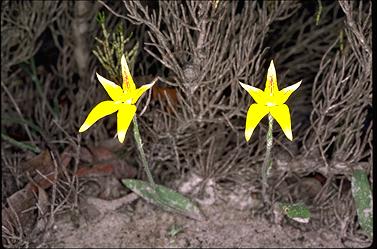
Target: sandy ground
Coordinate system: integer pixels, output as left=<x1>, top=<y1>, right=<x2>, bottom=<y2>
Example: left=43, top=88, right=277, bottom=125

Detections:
left=47, top=193, right=369, bottom=248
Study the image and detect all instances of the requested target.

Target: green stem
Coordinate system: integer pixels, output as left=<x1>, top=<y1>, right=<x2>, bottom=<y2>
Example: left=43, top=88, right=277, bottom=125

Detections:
left=132, top=116, right=155, bottom=187
left=262, top=113, right=273, bottom=204
left=315, top=0, right=322, bottom=26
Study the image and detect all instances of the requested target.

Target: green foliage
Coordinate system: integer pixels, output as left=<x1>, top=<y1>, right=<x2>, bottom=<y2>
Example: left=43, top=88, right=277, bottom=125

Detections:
left=1, top=115, right=43, bottom=135
left=315, top=0, right=323, bottom=26
left=339, top=29, right=344, bottom=52
left=167, top=224, right=184, bottom=237
left=279, top=202, right=311, bottom=223
left=122, top=179, right=205, bottom=221
left=93, top=11, right=139, bottom=84
left=1, top=114, right=42, bottom=154
left=352, top=169, right=373, bottom=238
left=1, top=133, right=40, bottom=154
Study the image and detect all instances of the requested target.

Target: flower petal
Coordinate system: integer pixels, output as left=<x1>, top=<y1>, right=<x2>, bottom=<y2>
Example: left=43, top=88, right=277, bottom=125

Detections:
left=79, top=101, right=119, bottom=132
left=131, top=81, right=157, bottom=104
left=239, top=81, right=267, bottom=104
left=117, top=103, right=137, bottom=143
left=96, top=73, right=123, bottom=101
left=121, top=55, right=136, bottom=92
left=269, top=104, right=293, bottom=141
left=277, top=80, right=302, bottom=104
left=245, top=103, right=269, bottom=142
left=264, top=60, right=279, bottom=95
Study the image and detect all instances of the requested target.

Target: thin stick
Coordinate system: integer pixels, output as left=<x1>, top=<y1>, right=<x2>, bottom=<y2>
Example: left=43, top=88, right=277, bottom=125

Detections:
left=139, top=77, right=158, bottom=117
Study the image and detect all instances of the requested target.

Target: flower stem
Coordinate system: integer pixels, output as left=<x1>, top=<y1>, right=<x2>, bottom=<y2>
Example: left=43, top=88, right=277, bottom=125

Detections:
left=132, top=116, right=155, bottom=187
left=262, top=113, right=273, bottom=205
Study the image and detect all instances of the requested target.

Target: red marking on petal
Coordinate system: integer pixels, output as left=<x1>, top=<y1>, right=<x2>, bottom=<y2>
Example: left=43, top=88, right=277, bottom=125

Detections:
left=269, top=76, right=273, bottom=95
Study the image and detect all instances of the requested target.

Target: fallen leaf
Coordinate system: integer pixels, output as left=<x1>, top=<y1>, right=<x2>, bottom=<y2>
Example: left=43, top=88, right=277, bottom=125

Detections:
left=89, top=146, right=115, bottom=162
left=75, top=164, right=114, bottom=178
left=2, top=187, right=37, bottom=234
left=152, top=86, right=179, bottom=113
left=77, top=146, right=137, bottom=179
left=79, top=146, right=93, bottom=163
left=22, top=150, right=53, bottom=178
left=2, top=147, right=73, bottom=234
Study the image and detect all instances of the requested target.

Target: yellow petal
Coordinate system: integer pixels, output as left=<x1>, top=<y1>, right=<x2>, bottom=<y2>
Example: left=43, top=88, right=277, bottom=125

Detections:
left=269, top=104, right=293, bottom=141
left=245, top=103, right=269, bottom=141
left=264, top=60, right=279, bottom=96
left=121, top=55, right=136, bottom=92
left=239, top=81, right=267, bottom=104
left=277, top=80, right=302, bottom=104
left=130, top=81, right=156, bottom=104
left=117, top=103, right=137, bottom=143
left=79, top=101, right=119, bottom=132
left=96, top=73, right=123, bottom=101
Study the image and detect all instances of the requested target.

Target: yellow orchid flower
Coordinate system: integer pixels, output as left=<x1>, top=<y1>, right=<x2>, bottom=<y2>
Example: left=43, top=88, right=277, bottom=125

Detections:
left=239, top=60, right=301, bottom=142
left=79, top=55, right=155, bottom=143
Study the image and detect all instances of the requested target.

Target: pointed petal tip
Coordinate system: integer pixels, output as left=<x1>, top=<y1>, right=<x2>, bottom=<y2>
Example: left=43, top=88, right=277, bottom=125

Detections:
left=269, top=60, right=276, bottom=69
left=79, top=124, right=90, bottom=133
left=269, top=60, right=276, bottom=71
left=285, top=130, right=293, bottom=141
left=239, top=81, right=261, bottom=93
left=239, top=81, right=250, bottom=91
left=148, top=79, right=157, bottom=88
left=292, top=80, right=302, bottom=88
left=267, top=60, right=277, bottom=83
left=151, top=77, right=158, bottom=85
left=117, top=131, right=126, bottom=143
left=121, top=54, right=129, bottom=70
left=245, top=129, right=253, bottom=142
left=121, top=54, right=126, bottom=63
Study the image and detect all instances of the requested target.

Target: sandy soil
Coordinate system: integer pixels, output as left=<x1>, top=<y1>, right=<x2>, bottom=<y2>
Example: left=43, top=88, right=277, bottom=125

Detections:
left=47, top=193, right=369, bottom=248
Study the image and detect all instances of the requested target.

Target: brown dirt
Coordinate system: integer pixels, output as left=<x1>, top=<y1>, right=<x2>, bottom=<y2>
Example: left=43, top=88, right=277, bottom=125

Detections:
left=47, top=193, right=369, bottom=248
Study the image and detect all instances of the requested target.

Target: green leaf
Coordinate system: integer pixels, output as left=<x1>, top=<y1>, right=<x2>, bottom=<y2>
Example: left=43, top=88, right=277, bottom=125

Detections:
left=167, top=224, right=184, bottom=237
left=122, top=179, right=205, bottom=221
left=279, top=202, right=311, bottom=223
left=1, top=133, right=40, bottom=154
left=2, top=115, right=43, bottom=135
left=96, top=11, right=106, bottom=25
left=351, top=169, right=373, bottom=238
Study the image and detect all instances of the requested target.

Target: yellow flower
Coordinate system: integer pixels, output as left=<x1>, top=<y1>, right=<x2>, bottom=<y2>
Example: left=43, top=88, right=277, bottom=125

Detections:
left=79, top=55, right=155, bottom=143
left=239, top=60, right=301, bottom=142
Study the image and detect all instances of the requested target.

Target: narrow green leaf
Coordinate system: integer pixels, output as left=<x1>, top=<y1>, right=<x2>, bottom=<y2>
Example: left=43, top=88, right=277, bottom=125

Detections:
left=1, top=133, right=40, bottom=154
left=122, top=179, right=205, bottom=221
left=2, top=115, right=43, bottom=135
left=352, top=169, right=373, bottom=238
